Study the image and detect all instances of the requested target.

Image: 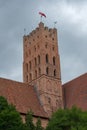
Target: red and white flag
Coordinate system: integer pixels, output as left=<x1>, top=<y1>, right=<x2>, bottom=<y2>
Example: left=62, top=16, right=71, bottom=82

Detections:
left=39, top=12, right=46, bottom=18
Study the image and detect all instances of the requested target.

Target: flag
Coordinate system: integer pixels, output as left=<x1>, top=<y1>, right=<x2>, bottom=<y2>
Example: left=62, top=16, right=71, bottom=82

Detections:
left=39, top=12, right=46, bottom=18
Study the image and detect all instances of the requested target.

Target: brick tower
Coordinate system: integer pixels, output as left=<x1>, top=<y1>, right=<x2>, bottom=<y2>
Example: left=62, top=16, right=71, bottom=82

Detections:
left=23, top=22, right=63, bottom=116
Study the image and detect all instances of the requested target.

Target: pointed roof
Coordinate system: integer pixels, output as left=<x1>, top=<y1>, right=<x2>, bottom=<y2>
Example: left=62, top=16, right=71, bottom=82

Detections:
left=0, top=78, right=48, bottom=118
left=62, top=73, right=87, bottom=110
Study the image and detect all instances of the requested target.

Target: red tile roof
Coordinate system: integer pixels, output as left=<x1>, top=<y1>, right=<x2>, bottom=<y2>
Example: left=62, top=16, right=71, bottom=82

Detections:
left=62, top=73, right=87, bottom=110
left=0, top=78, right=48, bottom=118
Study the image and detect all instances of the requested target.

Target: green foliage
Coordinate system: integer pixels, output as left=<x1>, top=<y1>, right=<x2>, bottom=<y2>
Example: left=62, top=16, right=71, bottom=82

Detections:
left=25, top=110, right=35, bottom=130
left=0, top=96, right=26, bottom=130
left=35, top=118, right=43, bottom=130
left=0, top=96, right=9, bottom=111
left=46, top=106, right=87, bottom=130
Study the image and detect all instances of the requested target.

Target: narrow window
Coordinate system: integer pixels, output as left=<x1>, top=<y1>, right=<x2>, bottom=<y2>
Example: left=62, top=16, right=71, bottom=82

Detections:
left=29, top=61, right=31, bottom=69
left=52, top=46, right=55, bottom=51
left=26, top=75, right=28, bottom=82
left=53, top=57, right=56, bottom=65
left=35, top=57, right=37, bottom=66
left=46, top=54, right=49, bottom=63
left=48, top=97, right=51, bottom=104
left=30, top=73, right=32, bottom=81
left=38, top=55, right=40, bottom=64
left=52, top=38, right=54, bottom=41
left=26, top=63, right=28, bottom=72
left=34, top=46, right=36, bottom=51
left=45, top=44, right=47, bottom=48
left=56, top=100, right=58, bottom=106
left=46, top=67, right=49, bottom=75
left=35, top=70, right=37, bottom=78
left=54, top=69, right=56, bottom=77
left=39, top=68, right=41, bottom=75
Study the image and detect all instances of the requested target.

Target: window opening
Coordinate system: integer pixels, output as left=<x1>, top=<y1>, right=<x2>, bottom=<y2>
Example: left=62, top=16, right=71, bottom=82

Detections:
left=46, top=54, right=49, bottom=63
left=53, top=57, right=56, bottom=65
left=54, top=69, right=56, bottom=77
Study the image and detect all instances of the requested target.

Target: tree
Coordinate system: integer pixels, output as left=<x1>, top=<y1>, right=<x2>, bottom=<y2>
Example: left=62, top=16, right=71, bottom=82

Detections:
left=0, top=96, right=26, bottom=130
left=35, top=118, right=43, bottom=130
left=46, top=106, right=87, bottom=130
left=25, top=110, right=35, bottom=130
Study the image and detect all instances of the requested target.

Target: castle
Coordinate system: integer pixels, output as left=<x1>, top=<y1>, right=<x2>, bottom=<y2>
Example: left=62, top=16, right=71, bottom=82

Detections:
left=0, top=22, right=87, bottom=127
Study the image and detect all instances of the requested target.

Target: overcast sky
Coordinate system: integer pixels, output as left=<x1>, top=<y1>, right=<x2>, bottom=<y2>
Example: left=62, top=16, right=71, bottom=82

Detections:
left=0, top=0, right=87, bottom=84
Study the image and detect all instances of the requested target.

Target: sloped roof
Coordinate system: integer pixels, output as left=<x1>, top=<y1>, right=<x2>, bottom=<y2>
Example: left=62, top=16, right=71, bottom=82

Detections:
left=62, top=73, right=87, bottom=110
left=0, top=78, right=48, bottom=118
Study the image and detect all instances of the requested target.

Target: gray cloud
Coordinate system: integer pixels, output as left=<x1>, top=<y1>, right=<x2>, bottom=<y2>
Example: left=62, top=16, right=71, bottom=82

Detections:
left=0, top=0, right=87, bottom=83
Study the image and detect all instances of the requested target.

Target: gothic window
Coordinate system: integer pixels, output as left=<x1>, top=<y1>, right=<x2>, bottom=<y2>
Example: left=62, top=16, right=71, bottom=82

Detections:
left=52, top=46, right=55, bottom=51
left=52, top=38, right=54, bottom=41
left=26, top=63, right=28, bottom=72
left=35, top=70, right=37, bottom=78
left=48, top=97, right=51, bottom=104
left=29, top=61, right=31, bottom=69
left=45, top=44, right=47, bottom=48
left=26, top=52, right=28, bottom=57
left=46, top=54, right=49, bottom=63
left=46, top=67, right=49, bottom=75
left=34, top=57, right=37, bottom=66
left=34, top=46, right=36, bottom=51
left=54, top=69, right=56, bottom=77
left=39, top=68, right=41, bottom=75
left=56, top=100, right=58, bottom=106
left=38, top=45, right=39, bottom=48
left=26, top=75, right=28, bottom=82
left=53, top=56, right=56, bottom=65
left=38, top=55, right=40, bottom=64
left=30, top=73, right=32, bottom=81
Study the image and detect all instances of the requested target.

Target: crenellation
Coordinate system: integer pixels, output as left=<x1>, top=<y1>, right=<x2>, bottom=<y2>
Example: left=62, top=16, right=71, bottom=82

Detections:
left=44, top=26, right=48, bottom=30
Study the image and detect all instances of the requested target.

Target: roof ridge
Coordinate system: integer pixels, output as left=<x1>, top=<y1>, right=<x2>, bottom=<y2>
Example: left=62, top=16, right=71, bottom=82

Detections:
left=62, top=73, right=87, bottom=86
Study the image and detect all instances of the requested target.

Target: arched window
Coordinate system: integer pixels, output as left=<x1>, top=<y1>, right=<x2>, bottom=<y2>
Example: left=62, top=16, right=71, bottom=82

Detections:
left=30, top=73, right=32, bottom=81
left=46, top=54, right=49, bottom=63
left=53, top=56, right=56, bottom=65
left=34, top=57, right=37, bottom=66
left=46, top=67, right=49, bottom=75
left=54, top=69, right=56, bottom=77
left=38, top=55, right=40, bottom=64
left=26, top=75, right=28, bottom=82
left=29, top=61, right=31, bottom=69
left=35, top=70, right=37, bottom=78
left=39, top=68, right=41, bottom=75
left=48, top=97, right=51, bottom=104
left=26, top=63, right=28, bottom=72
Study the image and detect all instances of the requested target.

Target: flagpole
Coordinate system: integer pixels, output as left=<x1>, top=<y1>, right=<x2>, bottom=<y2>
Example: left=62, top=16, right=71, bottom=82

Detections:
left=40, top=16, right=42, bottom=22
